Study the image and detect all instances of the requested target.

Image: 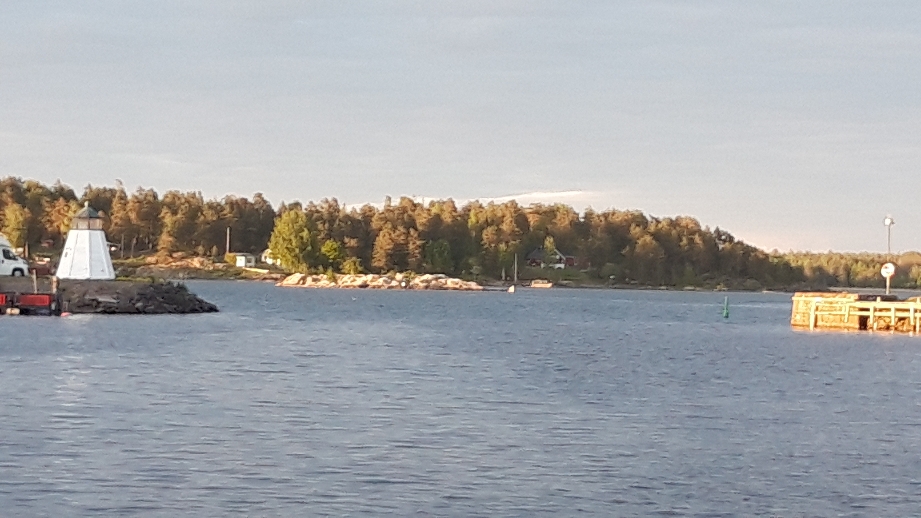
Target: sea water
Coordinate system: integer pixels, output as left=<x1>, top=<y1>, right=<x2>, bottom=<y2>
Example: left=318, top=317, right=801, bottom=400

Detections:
left=2, top=282, right=921, bottom=516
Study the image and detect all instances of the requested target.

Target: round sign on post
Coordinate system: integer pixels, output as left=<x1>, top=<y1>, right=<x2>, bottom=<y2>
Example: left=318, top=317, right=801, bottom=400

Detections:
left=881, top=262, right=896, bottom=278
left=881, top=262, right=896, bottom=295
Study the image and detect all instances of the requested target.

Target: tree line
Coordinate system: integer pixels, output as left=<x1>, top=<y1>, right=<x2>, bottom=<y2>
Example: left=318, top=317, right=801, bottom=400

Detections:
left=780, top=251, right=921, bottom=290
left=267, top=195, right=804, bottom=289
left=0, top=177, right=274, bottom=257
left=1, top=176, right=916, bottom=289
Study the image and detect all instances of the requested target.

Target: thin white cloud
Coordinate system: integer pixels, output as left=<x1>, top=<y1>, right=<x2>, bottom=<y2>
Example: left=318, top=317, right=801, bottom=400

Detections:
left=486, top=190, right=586, bottom=203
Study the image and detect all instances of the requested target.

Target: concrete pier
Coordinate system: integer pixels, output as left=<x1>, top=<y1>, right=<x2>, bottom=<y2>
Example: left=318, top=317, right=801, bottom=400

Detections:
left=791, top=292, right=921, bottom=333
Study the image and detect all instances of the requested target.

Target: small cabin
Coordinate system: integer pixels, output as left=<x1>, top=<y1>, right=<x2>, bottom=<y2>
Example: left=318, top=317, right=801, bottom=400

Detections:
left=235, top=253, right=256, bottom=268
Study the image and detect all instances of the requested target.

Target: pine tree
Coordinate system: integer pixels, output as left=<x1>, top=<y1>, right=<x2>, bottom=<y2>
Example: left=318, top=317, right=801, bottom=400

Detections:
left=372, top=224, right=397, bottom=272
left=424, top=239, right=453, bottom=273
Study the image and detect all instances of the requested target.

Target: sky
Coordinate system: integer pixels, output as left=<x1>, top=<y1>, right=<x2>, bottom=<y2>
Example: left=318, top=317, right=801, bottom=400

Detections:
left=1, top=1, right=919, bottom=252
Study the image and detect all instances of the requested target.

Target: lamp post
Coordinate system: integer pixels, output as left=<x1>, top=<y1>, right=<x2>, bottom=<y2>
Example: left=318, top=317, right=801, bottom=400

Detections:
left=882, top=216, right=896, bottom=295
left=884, top=216, right=895, bottom=259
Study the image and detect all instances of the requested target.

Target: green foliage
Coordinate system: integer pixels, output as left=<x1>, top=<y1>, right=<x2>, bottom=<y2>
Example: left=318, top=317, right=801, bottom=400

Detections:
left=542, top=235, right=557, bottom=266
left=9, top=176, right=920, bottom=290
left=341, top=256, right=363, bottom=275
left=371, top=224, right=397, bottom=272
left=320, top=239, right=345, bottom=269
left=781, top=251, right=921, bottom=289
left=424, top=239, right=453, bottom=273
left=1, top=203, right=29, bottom=248
left=600, top=262, right=622, bottom=282
left=268, top=209, right=316, bottom=272
left=629, top=234, right=666, bottom=285
left=678, top=265, right=700, bottom=287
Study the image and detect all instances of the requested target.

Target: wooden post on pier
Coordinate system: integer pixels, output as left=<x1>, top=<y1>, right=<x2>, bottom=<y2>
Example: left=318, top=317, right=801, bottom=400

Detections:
left=809, top=299, right=817, bottom=330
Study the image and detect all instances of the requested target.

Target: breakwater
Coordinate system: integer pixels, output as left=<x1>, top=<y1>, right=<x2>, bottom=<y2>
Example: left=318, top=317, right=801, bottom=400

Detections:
left=0, top=278, right=218, bottom=315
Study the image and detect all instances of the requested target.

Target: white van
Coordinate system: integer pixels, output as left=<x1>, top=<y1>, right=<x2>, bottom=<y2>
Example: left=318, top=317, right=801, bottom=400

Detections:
left=0, top=234, right=29, bottom=276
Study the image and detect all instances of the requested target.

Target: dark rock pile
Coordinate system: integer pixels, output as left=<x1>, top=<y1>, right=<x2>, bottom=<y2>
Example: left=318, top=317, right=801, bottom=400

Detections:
left=0, top=278, right=218, bottom=315
left=61, top=281, right=218, bottom=314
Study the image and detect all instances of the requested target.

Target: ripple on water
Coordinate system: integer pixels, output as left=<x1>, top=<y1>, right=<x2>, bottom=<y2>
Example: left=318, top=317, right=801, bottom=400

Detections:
left=2, top=283, right=921, bottom=515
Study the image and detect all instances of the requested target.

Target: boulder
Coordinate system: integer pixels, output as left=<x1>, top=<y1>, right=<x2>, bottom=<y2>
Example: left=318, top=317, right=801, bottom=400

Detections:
left=280, top=273, right=306, bottom=286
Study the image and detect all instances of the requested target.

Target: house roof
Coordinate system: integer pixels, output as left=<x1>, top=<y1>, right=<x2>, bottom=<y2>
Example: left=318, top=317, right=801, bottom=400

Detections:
left=525, top=247, right=566, bottom=261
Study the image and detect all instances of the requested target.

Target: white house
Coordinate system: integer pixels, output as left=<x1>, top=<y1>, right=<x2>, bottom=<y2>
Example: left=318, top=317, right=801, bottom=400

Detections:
left=235, top=253, right=256, bottom=268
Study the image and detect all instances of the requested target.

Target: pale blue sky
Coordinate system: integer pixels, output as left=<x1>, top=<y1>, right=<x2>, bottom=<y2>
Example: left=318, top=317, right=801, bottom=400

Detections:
left=1, top=1, right=919, bottom=251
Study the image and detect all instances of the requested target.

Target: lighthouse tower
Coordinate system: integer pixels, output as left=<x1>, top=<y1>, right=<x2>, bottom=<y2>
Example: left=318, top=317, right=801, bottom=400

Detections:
left=56, top=202, right=116, bottom=280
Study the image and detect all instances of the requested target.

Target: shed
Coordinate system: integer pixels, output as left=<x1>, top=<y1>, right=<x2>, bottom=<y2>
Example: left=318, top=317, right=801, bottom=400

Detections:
left=235, top=253, right=256, bottom=268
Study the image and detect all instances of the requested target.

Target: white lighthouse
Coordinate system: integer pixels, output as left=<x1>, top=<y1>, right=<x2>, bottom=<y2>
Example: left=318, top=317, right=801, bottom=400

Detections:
left=56, top=202, right=116, bottom=280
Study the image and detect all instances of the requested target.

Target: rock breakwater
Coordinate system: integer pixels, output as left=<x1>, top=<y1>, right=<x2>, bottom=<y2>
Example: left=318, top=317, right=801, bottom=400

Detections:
left=62, top=281, right=219, bottom=314
left=277, top=273, right=483, bottom=291
left=0, top=278, right=218, bottom=314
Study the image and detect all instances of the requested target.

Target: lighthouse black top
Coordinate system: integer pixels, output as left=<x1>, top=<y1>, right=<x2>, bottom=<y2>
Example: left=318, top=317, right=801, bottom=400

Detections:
left=71, top=202, right=104, bottom=230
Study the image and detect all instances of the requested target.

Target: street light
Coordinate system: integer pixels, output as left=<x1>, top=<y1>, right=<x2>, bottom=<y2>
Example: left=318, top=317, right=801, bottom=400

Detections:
left=883, top=216, right=896, bottom=295
left=884, top=216, right=895, bottom=259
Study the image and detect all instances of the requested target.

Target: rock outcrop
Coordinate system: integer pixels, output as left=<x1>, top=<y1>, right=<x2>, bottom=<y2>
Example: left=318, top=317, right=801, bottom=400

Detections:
left=277, top=273, right=483, bottom=291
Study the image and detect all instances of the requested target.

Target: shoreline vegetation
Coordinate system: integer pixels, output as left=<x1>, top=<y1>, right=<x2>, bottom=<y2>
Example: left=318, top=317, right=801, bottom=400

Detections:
left=2, top=176, right=920, bottom=293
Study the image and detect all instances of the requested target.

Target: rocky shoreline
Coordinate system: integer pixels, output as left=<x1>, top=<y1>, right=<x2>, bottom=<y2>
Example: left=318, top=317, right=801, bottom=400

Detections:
left=278, top=273, right=483, bottom=291
left=0, top=278, right=218, bottom=314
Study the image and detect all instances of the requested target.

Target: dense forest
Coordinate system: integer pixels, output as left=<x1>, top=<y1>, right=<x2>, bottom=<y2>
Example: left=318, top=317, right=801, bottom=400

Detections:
left=1, top=176, right=918, bottom=289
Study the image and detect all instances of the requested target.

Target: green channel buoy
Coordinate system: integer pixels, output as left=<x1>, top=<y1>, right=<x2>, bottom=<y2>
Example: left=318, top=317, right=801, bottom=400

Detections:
left=722, top=296, right=730, bottom=319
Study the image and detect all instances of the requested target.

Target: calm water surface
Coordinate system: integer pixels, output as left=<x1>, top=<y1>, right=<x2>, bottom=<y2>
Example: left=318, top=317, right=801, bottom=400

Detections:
left=3, top=282, right=921, bottom=516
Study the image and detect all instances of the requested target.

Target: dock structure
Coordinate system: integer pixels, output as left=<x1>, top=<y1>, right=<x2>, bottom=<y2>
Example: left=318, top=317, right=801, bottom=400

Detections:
left=0, top=291, right=61, bottom=316
left=791, top=292, right=921, bottom=333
